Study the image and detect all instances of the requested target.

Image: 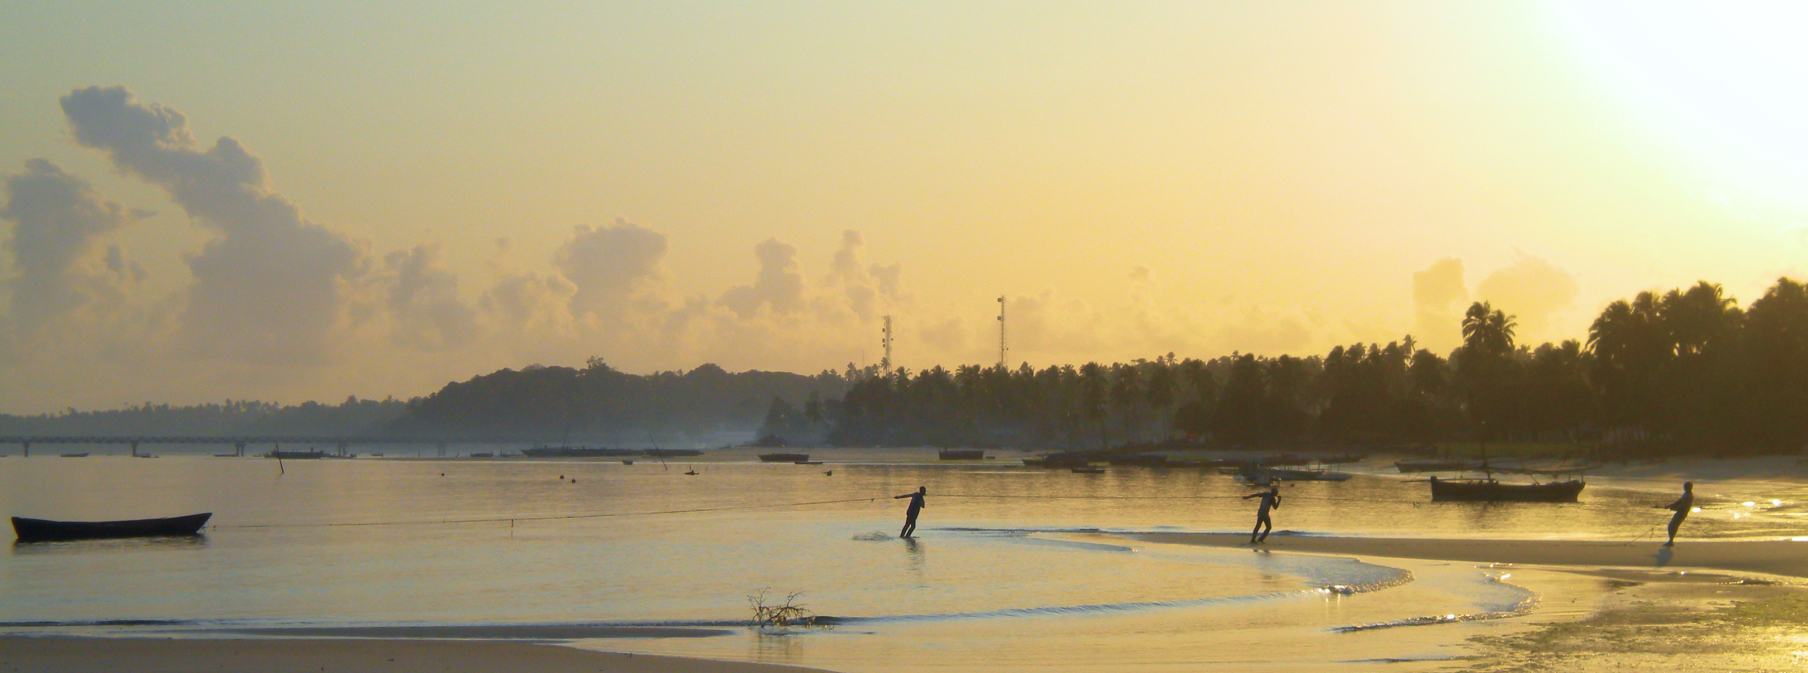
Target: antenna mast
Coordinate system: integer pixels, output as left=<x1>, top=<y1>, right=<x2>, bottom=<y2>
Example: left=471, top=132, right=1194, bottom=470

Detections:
left=996, top=295, right=1008, bottom=369
left=880, top=315, right=894, bottom=373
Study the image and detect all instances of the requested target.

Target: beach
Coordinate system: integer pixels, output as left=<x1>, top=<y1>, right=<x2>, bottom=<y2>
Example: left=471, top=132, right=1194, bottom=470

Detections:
left=0, top=637, right=834, bottom=673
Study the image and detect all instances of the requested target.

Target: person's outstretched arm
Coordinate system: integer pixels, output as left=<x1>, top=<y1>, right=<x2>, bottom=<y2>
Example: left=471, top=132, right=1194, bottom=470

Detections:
left=895, top=493, right=911, bottom=499
left=1242, top=493, right=1260, bottom=500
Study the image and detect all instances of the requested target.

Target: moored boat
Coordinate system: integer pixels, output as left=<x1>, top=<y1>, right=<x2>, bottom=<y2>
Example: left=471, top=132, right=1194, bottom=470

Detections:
left=1104, top=453, right=1168, bottom=467
left=58, top=452, right=89, bottom=458
left=267, top=450, right=328, bottom=460
left=938, top=449, right=986, bottom=460
left=759, top=452, right=810, bottom=463
left=1428, top=475, right=1584, bottom=502
left=13, top=512, right=212, bottom=542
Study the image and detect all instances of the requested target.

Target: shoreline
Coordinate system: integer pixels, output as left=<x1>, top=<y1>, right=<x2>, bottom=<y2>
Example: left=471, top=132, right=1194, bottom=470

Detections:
left=0, top=636, right=838, bottom=673
left=1118, top=531, right=1808, bottom=579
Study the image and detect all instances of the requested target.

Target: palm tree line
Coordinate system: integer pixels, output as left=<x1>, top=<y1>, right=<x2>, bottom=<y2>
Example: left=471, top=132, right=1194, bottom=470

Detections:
left=791, top=277, right=1808, bottom=454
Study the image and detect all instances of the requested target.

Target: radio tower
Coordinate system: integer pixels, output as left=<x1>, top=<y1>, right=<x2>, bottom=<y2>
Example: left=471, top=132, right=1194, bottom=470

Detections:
left=996, top=295, right=1008, bottom=369
left=880, top=315, right=894, bottom=373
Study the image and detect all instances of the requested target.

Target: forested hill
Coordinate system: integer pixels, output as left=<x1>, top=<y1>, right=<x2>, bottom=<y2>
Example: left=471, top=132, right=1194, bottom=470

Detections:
left=387, top=361, right=851, bottom=443
left=0, top=362, right=852, bottom=443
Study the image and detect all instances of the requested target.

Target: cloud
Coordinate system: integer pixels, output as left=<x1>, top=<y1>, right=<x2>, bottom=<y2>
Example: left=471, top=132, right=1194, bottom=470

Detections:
left=555, top=219, right=669, bottom=318
left=382, top=244, right=477, bottom=351
left=1, top=159, right=139, bottom=328
left=60, top=86, right=366, bottom=363
left=1474, top=255, right=1578, bottom=340
left=720, top=237, right=805, bottom=317
left=1411, top=257, right=1468, bottom=351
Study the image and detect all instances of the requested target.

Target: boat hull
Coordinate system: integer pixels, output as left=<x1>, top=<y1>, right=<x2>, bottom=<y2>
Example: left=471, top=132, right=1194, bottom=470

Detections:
left=937, top=449, right=986, bottom=460
left=13, top=513, right=212, bottom=542
left=758, top=453, right=810, bottom=463
left=1429, top=478, right=1584, bottom=503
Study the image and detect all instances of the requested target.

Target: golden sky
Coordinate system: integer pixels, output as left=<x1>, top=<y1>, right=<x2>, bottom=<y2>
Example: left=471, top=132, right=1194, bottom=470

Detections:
left=1, top=1, right=1805, bottom=412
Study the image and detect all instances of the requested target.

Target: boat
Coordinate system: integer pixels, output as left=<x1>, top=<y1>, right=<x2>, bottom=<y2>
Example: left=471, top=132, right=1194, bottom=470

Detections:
left=1264, top=453, right=1313, bottom=466
left=643, top=448, right=703, bottom=458
left=620, top=459, right=635, bottom=465
left=938, top=449, right=986, bottom=460
left=684, top=468, right=700, bottom=476
left=794, top=460, right=824, bottom=465
left=369, top=452, right=385, bottom=458
left=468, top=452, right=494, bottom=458
left=58, top=452, right=89, bottom=458
left=1321, top=452, right=1367, bottom=464
left=520, top=446, right=639, bottom=458
left=1028, top=452, right=1095, bottom=469
left=1428, top=475, right=1584, bottom=502
left=1071, top=466, right=1106, bottom=474
left=759, top=452, right=810, bottom=463
left=1394, top=459, right=1484, bottom=473
left=133, top=453, right=159, bottom=459
left=212, top=453, right=239, bottom=458
left=267, top=450, right=328, bottom=460
left=13, top=512, right=212, bottom=542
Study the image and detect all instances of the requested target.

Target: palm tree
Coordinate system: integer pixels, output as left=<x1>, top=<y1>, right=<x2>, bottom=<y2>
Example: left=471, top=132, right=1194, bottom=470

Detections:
left=1462, top=301, right=1517, bottom=356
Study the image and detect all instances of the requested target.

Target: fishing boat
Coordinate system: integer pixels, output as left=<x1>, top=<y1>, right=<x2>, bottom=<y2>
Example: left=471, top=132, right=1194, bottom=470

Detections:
left=1394, top=458, right=1484, bottom=473
left=267, top=450, right=328, bottom=460
left=58, top=452, right=89, bottom=458
left=13, top=512, right=212, bottom=542
left=938, top=449, right=986, bottom=460
left=758, top=452, right=810, bottom=463
left=1428, top=475, right=1584, bottom=502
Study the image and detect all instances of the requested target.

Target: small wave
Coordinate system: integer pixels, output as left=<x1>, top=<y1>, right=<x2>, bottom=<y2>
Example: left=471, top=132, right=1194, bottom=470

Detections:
left=851, top=531, right=894, bottom=541
left=1331, top=572, right=1535, bottom=633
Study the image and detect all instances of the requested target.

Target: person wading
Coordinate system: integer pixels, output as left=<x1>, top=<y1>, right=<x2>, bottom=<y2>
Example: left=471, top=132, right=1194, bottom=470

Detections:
left=1659, top=481, right=1694, bottom=546
left=894, top=486, right=927, bottom=538
left=1244, top=483, right=1281, bottom=544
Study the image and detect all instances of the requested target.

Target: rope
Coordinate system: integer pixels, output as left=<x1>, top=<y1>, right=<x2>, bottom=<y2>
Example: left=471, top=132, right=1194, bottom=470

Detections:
left=207, top=496, right=882, bottom=531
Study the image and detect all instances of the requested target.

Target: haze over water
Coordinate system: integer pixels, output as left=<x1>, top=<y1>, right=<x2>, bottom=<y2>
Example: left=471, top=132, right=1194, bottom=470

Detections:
left=5, top=452, right=1803, bottom=671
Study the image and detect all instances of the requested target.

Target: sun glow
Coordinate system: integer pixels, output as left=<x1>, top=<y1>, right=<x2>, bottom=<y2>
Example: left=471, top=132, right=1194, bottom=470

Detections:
left=1549, top=1, right=1808, bottom=214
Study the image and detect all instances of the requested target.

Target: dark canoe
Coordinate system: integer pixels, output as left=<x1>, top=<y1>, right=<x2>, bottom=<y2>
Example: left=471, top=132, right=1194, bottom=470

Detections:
left=13, top=512, right=212, bottom=542
left=1428, top=478, right=1584, bottom=503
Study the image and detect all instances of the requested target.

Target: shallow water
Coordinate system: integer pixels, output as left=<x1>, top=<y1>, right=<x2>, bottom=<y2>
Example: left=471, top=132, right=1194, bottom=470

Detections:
left=1, top=451, right=1802, bottom=670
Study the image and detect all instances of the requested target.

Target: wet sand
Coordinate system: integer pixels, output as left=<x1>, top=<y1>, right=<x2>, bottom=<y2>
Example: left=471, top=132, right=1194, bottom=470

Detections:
left=0, top=637, right=836, bottom=673
left=1123, top=532, right=1808, bottom=578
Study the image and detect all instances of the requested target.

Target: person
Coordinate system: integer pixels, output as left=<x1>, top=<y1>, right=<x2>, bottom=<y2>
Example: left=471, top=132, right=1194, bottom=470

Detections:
left=894, top=486, right=927, bottom=538
left=1243, top=483, right=1281, bottom=544
left=1660, top=481, right=1694, bottom=546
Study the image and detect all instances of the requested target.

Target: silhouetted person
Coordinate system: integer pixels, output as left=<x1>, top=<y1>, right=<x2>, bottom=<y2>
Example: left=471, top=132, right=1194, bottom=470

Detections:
left=1660, top=481, right=1694, bottom=546
left=1244, top=484, right=1281, bottom=544
left=894, top=486, right=926, bottom=538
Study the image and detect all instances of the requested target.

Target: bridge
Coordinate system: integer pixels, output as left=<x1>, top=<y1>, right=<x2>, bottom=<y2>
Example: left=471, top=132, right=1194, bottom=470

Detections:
left=0, top=436, right=499, bottom=458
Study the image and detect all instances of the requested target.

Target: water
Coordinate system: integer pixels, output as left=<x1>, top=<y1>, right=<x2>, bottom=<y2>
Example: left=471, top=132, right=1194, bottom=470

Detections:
left=2, top=451, right=1803, bottom=671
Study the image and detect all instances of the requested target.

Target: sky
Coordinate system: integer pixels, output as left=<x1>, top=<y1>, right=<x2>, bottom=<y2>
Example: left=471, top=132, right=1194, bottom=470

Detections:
left=1, top=1, right=1805, bottom=413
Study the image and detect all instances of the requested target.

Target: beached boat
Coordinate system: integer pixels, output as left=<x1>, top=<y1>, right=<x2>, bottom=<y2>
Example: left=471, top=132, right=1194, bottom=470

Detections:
left=1394, top=459, right=1483, bottom=473
left=938, top=449, right=986, bottom=460
left=58, top=452, right=89, bottom=458
left=620, top=459, right=635, bottom=465
left=1428, top=475, right=1584, bottom=502
left=759, top=452, right=810, bottom=463
left=12, top=512, right=212, bottom=542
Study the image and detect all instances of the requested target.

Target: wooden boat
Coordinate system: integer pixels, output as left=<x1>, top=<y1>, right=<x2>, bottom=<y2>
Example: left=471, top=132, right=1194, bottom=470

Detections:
left=1031, top=452, right=1095, bottom=469
left=13, top=512, right=212, bottom=542
left=1428, top=475, right=1584, bottom=502
left=59, top=452, right=89, bottom=458
left=938, top=449, right=986, bottom=460
left=267, top=450, right=328, bottom=460
left=1395, top=459, right=1483, bottom=473
left=758, top=452, right=809, bottom=463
